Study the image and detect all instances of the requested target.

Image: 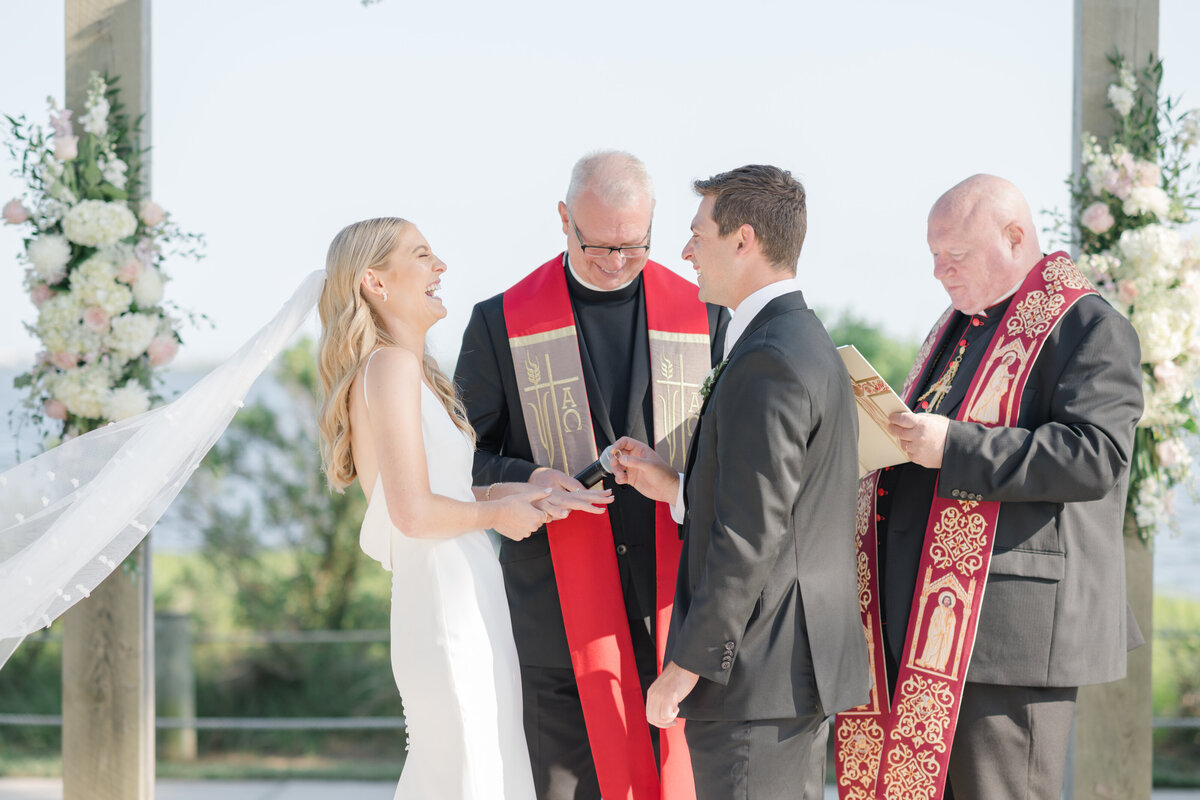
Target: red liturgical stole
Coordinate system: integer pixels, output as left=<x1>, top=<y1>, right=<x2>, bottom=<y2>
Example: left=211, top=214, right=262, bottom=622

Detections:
left=835, top=253, right=1096, bottom=800
left=503, top=255, right=711, bottom=800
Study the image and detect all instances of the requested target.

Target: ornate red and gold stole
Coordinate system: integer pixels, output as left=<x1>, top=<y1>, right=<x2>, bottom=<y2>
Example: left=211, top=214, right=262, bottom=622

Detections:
left=834, top=253, right=1095, bottom=800
left=503, top=255, right=710, bottom=800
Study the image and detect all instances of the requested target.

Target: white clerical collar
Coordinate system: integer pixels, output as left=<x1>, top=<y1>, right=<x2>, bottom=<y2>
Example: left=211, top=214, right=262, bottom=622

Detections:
left=723, top=276, right=802, bottom=361
left=564, top=252, right=638, bottom=293
left=978, top=278, right=1025, bottom=317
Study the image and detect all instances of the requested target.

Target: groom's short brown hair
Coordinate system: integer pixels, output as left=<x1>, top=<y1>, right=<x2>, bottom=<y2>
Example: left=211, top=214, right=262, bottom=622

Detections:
left=693, top=165, right=807, bottom=273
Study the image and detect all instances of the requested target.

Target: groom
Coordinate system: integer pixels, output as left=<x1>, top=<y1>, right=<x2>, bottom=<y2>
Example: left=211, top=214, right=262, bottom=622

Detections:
left=613, top=164, right=870, bottom=799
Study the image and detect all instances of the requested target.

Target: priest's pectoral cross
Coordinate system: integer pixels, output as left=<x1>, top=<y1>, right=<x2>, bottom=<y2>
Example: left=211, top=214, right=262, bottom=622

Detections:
left=915, top=338, right=967, bottom=413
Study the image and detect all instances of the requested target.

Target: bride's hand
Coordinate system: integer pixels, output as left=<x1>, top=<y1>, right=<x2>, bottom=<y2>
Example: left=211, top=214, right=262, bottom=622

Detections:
left=492, top=487, right=553, bottom=541
left=535, top=487, right=614, bottom=518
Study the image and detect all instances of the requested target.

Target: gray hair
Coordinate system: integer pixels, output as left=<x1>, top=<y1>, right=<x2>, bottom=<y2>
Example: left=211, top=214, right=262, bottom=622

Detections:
left=564, top=150, right=655, bottom=210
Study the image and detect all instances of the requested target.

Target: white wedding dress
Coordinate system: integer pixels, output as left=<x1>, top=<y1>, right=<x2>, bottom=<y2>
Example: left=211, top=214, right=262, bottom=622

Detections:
left=359, top=379, right=535, bottom=800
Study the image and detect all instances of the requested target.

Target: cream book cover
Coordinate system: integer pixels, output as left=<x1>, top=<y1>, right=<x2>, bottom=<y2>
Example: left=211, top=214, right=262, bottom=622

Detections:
left=838, top=345, right=911, bottom=477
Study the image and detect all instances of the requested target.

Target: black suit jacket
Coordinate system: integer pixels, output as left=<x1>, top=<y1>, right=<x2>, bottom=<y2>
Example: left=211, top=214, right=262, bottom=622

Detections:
left=670, top=290, right=870, bottom=720
left=454, top=262, right=728, bottom=668
left=881, top=294, right=1143, bottom=687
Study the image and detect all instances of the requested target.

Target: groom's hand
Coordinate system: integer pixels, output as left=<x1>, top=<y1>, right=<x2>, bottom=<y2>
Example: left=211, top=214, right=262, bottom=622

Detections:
left=610, top=436, right=679, bottom=504
left=646, top=661, right=698, bottom=728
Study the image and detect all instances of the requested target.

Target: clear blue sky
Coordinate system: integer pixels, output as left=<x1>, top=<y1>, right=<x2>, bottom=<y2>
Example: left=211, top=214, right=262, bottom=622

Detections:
left=1, top=1, right=1197, bottom=369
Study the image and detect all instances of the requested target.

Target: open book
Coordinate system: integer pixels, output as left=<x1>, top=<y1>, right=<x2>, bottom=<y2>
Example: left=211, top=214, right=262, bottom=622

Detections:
left=838, top=345, right=911, bottom=477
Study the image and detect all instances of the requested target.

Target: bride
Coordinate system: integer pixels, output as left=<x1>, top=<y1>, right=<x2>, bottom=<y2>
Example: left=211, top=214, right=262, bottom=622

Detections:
left=314, top=217, right=612, bottom=799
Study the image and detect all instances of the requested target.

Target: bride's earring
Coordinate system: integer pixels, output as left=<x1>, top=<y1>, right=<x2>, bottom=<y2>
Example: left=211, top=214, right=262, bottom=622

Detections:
left=381, top=289, right=388, bottom=302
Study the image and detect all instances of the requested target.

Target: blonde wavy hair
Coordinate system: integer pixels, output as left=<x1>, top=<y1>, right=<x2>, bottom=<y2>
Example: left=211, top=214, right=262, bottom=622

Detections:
left=317, top=217, right=474, bottom=492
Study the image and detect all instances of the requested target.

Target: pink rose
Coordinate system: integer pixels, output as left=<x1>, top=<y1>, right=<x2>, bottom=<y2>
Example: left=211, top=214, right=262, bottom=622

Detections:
left=83, top=306, right=111, bottom=333
left=147, top=335, right=179, bottom=367
left=1080, top=202, right=1115, bottom=235
left=30, top=283, right=54, bottom=307
left=44, top=398, right=68, bottom=421
left=1135, top=161, right=1162, bottom=187
left=1116, top=280, right=1139, bottom=305
left=116, top=259, right=143, bottom=284
left=49, top=108, right=73, bottom=138
left=2, top=199, right=30, bottom=224
left=53, top=135, right=78, bottom=161
left=49, top=351, right=78, bottom=370
left=1102, top=168, right=1132, bottom=200
left=139, top=200, right=166, bottom=227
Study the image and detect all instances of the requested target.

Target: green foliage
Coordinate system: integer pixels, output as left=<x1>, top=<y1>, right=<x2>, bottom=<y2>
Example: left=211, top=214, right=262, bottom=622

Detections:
left=822, top=310, right=920, bottom=391
left=1152, top=593, right=1200, bottom=786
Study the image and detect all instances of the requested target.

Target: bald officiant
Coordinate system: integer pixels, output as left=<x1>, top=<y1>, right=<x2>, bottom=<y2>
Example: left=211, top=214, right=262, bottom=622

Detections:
left=454, top=150, right=728, bottom=800
left=837, top=174, right=1144, bottom=800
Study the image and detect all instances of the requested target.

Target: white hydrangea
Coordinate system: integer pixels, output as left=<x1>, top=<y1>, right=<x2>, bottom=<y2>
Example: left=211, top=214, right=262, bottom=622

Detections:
left=26, top=234, right=72, bottom=282
left=62, top=199, right=137, bottom=248
left=132, top=267, right=165, bottom=307
left=1131, top=288, right=1195, bottom=364
left=1123, top=185, right=1171, bottom=219
left=105, top=380, right=151, bottom=421
left=48, top=362, right=113, bottom=419
left=1085, top=152, right=1112, bottom=196
left=71, top=254, right=133, bottom=317
left=1132, top=473, right=1171, bottom=529
left=1117, top=224, right=1183, bottom=284
left=109, top=312, right=158, bottom=361
left=36, top=293, right=84, bottom=354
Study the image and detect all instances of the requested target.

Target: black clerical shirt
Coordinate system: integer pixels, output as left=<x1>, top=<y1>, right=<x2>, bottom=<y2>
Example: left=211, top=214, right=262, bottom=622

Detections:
left=875, top=296, right=1012, bottom=685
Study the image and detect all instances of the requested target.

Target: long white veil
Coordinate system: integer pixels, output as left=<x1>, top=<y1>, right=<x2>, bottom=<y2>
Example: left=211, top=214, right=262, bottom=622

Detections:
left=0, top=270, right=325, bottom=668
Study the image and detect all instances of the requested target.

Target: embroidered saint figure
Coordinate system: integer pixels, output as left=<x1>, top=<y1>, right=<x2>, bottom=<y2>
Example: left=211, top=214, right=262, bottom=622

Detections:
left=970, top=351, right=1017, bottom=424
left=915, top=592, right=957, bottom=672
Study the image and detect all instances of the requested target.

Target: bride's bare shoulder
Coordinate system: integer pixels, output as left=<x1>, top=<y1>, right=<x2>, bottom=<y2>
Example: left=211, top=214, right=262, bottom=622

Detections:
left=359, top=346, right=420, bottom=391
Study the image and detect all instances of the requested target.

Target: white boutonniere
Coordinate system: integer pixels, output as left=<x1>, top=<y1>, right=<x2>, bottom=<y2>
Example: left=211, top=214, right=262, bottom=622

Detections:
left=699, top=359, right=728, bottom=400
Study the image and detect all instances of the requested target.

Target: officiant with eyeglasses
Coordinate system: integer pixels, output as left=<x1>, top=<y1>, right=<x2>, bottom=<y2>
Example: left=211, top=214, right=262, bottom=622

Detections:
left=454, top=150, right=728, bottom=800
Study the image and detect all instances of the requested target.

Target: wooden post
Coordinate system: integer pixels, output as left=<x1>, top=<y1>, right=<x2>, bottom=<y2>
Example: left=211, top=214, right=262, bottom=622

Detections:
left=155, top=613, right=197, bottom=762
left=1070, top=4, right=1158, bottom=797
left=61, top=2, right=154, bottom=799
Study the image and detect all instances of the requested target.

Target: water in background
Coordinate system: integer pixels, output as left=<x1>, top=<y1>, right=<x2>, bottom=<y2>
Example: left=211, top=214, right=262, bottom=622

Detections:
left=1, top=367, right=1197, bottom=597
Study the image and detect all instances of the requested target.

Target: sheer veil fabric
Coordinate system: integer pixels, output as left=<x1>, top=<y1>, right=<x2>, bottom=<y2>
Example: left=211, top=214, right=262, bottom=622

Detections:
left=0, top=270, right=325, bottom=668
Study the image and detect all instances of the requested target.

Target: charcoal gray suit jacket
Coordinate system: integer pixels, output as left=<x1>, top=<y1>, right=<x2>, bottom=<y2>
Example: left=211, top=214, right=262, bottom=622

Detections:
left=670, top=290, right=871, bottom=720
left=882, top=294, right=1144, bottom=687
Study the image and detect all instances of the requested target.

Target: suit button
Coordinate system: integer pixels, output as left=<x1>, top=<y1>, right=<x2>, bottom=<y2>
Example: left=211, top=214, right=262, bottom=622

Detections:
left=951, top=489, right=961, bottom=498
left=615, top=544, right=628, bottom=555
left=721, top=659, right=732, bottom=669
left=724, top=641, right=735, bottom=651
left=972, top=493, right=982, bottom=501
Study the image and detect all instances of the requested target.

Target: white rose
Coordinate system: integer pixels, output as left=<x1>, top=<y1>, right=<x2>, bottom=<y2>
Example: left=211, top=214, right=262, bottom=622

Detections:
left=62, top=199, right=137, bottom=248
left=1123, top=185, right=1171, bottom=219
left=109, top=312, right=159, bottom=361
left=26, top=234, right=72, bottom=282
left=105, top=380, right=151, bottom=421
left=132, top=267, right=165, bottom=307
left=1108, top=84, right=1135, bottom=118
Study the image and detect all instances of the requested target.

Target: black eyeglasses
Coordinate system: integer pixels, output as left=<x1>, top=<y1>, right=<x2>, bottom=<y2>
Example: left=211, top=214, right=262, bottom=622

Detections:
left=571, top=219, right=651, bottom=259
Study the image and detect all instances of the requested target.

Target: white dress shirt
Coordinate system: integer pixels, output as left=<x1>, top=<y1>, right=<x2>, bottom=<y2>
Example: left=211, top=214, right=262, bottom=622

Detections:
left=670, top=276, right=803, bottom=522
